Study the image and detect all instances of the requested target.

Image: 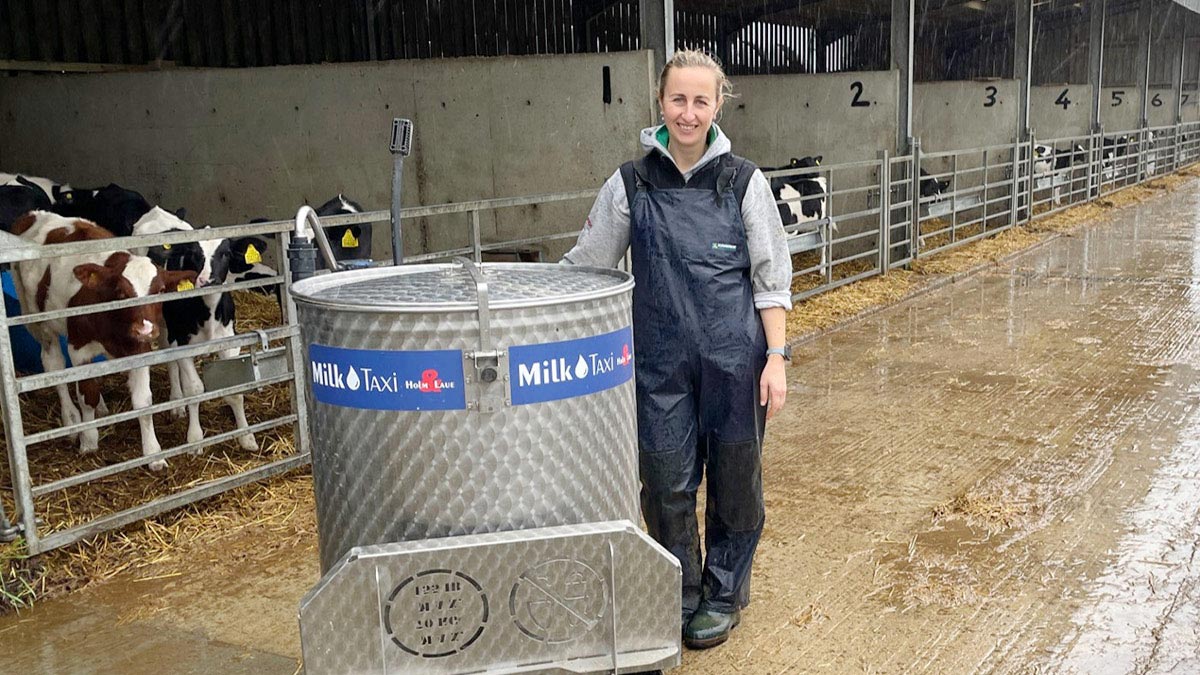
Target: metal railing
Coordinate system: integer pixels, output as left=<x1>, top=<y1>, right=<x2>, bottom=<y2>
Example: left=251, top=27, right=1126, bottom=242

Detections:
left=0, top=220, right=307, bottom=554
left=4, top=120, right=1199, bottom=555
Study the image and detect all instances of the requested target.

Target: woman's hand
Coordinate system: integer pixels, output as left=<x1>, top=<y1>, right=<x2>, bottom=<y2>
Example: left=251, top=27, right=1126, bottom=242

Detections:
left=760, top=355, right=788, bottom=420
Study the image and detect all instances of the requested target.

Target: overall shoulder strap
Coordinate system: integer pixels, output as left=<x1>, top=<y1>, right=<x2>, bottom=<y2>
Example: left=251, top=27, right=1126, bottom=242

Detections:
left=716, top=154, right=757, bottom=208
left=619, top=153, right=654, bottom=207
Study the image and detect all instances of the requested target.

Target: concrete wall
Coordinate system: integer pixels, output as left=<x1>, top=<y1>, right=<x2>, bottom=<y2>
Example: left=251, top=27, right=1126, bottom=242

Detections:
left=720, top=71, right=898, bottom=165
left=913, top=80, right=1020, bottom=153
left=1147, top=87, right=1180, bottom=127
left=1184, top=89, right=1200, bottom=122
left=1030, top=84, right=1094, bottom=140
left=0, top=52, right=656, bottom=259
left=1101, top=87, right=1145, bottom=131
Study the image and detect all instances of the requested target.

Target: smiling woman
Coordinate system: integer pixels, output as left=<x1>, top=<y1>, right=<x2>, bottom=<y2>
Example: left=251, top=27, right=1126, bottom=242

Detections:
left=562, top=49, right=794, bottom=651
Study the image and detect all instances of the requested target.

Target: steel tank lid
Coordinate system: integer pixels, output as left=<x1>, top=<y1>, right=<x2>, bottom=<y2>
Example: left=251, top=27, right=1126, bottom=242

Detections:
left=290, top=262, right=633, bottom=312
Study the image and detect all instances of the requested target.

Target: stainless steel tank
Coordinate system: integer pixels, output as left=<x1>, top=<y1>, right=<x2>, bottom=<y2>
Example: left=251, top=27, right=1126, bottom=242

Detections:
left=291, top=260, right=639, bottom=571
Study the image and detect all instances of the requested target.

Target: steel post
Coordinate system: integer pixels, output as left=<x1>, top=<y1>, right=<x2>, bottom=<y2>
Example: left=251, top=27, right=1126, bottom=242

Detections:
left=1026, top=134, right=1037, bottom=223
left=1136, top=0, right=1152, bottom=130
left=390, top=118, right=413, bottom=266
left=878, top=151, right=891, bottom=273
left=1016, top=0, right=1034, bottom=141
left=0, top=287, right=38, bottom=550
left=892, top=0, right=915, bottom=154
left=1090, top=0, right=1107, bottom=133
left=910, top=138, right=922, bottom=260
left=640, top=0, right=674, bottom=75
left=1010, top=138, right=1022, bottom=227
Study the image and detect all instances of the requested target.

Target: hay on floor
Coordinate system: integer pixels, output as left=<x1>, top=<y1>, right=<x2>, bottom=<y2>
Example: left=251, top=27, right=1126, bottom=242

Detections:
left=0, top=290, right=306, bottom=611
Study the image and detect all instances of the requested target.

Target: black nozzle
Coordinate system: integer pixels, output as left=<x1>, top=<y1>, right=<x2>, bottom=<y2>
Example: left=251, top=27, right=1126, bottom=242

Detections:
left=288, top=237, right=317, bottom=283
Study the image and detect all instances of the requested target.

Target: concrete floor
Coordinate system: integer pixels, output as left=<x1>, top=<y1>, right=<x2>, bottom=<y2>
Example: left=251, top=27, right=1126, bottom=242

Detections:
left=5, top=181, right=1200, bottom=673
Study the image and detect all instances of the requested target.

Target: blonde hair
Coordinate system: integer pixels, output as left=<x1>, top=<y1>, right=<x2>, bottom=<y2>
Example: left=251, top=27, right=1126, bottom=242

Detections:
left=656, top=49, right=734, bottom=104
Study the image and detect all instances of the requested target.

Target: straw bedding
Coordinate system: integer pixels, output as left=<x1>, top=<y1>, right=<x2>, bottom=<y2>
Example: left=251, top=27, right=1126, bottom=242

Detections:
left=0, top=290, right=310, bottom=611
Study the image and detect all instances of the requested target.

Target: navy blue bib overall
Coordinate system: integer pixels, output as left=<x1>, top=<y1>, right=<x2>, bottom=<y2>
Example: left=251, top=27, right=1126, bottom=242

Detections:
left=620, top=150, right=768, bottom=616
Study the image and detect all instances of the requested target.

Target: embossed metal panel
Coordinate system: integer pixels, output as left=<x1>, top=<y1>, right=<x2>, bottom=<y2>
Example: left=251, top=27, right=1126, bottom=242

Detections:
left=298, top=521, right=681, bottom=675
left=291, top=263, right=640, bottom=572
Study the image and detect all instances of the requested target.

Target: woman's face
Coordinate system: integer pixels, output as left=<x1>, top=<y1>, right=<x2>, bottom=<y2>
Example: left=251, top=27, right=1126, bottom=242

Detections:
left=659, top=66, right=721, bottom=152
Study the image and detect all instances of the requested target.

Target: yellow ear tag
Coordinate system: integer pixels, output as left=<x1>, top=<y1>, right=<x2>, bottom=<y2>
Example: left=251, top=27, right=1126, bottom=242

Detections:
left=244, top=244, right=262, bottom=265
left=177, top=279, right=195, bottom=292
left=341, top=229, right=359, bottom=248
left=162, top=243, right=171, bottom=250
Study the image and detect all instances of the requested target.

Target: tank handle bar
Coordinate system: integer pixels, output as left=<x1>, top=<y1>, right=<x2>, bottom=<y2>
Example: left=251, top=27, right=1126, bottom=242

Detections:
left=454, top=256, right=491, bottom=354
left=453, top=258, right=503, bottom=403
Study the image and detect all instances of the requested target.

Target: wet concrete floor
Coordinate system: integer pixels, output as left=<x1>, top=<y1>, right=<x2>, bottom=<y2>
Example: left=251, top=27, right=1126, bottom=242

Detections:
left=6, top=182, right=1200, bottom=673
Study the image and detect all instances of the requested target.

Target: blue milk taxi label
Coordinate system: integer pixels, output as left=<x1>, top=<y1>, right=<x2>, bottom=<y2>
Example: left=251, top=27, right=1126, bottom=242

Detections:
left=308, top=344, right=466, bottom=411
left=508, top=326, right=634, bottom=405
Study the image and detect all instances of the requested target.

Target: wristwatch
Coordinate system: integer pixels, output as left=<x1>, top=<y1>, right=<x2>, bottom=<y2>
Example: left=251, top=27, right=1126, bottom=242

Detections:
left=766, top=346, right=792, bottom=362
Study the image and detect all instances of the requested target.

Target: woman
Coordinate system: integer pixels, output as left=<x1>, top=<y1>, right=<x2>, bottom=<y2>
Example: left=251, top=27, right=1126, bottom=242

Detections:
left=563, top=50, right=792, bottom=649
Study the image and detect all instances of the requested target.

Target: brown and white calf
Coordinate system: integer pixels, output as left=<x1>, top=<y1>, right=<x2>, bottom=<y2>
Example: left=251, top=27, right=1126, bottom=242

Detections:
left=11, top=212, right=194, bottom=470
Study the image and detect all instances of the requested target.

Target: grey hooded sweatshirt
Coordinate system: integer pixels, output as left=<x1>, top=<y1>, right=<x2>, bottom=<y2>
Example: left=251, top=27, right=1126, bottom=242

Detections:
left=562, top=124, right=793, bottom=310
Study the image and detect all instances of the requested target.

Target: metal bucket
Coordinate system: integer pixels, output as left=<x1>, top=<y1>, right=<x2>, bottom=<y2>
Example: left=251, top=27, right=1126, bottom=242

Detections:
left=291, top=261, right=639, bottom=572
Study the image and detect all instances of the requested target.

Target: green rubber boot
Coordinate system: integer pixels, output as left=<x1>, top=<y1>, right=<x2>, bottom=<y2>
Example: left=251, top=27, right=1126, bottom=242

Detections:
left=683, top=608, right=741, bottom=649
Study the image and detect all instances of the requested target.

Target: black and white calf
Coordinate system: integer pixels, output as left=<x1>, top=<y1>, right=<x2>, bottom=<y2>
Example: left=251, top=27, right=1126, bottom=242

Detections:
left=132, top=208, right=257, bottom=452
left=919, top=168, right=951, bottom=201
left=1, top=172, right=71, bottom=204
left=1055, top=144, right=1088, bottom=171
left=52, top=183, right=154, bottom=237
left=1032, top=144, right=1056, bottom=177
left=763, top=157, right=827, bottom=228
left=314, top=194, right=370, bottom=263
left=0, top=182, right=51, bottom=232
left=228, top=234, right=277, bottom=287
left=1102, top=135, right=1134, bottom=181
left=228, top=194, right=369, bottom=287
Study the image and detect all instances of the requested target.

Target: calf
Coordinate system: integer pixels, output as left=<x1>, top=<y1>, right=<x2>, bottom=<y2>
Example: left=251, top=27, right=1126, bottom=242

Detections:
left=132, top=208, right=257, bottom=452
left=51, top=183, right=153, bottom=237
left=10, top=212, right=194, bottom=469
left=228, top=234, right=277, bottom=287
left=1032, top=144, right=1055, bottom=176
left=1053, top=144, right=1089, bottom=204
left=1143, top=131, right=1160, bottom=178
left=311, top=194, right=370, bottom=266
left=763, top=157, right=827, bottom=228
left=1, top=172, right=71, bottom=204
left=1054, top=144, right=1088, bottom=171
left=0, top=183, right=51, bottom=232
left=1102, top=136, right=1133, bottom=182
left=227, top=194, right=370, bottom=287
left=919, top=168, right=951, bottom=201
